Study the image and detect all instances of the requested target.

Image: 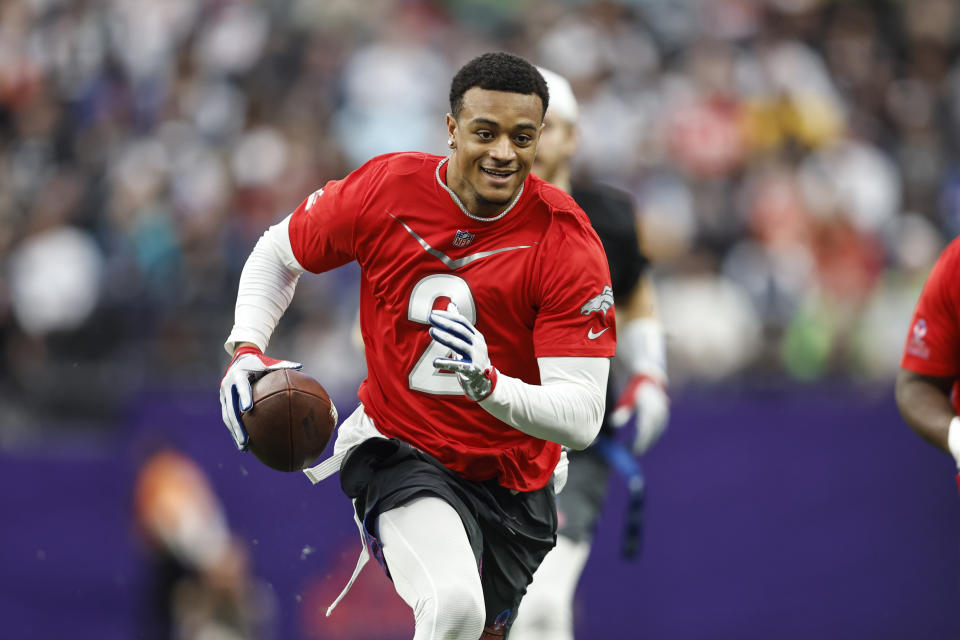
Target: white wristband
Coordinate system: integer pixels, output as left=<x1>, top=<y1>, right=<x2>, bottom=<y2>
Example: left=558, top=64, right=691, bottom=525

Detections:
left=948, top=416, right=960, bottom=469
left=620, top=318, right=667, bottom=381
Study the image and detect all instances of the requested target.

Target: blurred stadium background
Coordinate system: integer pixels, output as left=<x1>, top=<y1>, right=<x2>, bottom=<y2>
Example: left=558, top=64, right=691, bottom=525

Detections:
left=2, top=0, right=960, bottom=637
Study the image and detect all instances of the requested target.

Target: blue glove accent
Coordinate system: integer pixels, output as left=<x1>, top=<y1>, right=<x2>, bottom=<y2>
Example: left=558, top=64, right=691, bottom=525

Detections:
left=594, top=434, right=646, bottom=559
left=429, top=304, right=495, bottom=401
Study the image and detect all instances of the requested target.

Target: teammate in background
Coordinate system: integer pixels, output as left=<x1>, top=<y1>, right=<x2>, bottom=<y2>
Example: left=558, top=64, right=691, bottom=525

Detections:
left=510, top=68, right=670, bottom=640
left=896, top=236, right=960, bottom=491
left=218, top=53, right=616, bottom=639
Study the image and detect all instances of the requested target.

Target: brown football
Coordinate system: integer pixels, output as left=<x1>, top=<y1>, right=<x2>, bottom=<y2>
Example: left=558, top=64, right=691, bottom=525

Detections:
left=242, top=369, right=337, bottom=472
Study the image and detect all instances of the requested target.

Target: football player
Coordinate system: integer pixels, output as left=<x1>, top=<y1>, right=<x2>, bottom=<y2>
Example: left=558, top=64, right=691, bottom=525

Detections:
left=219, top=52, right=616, bottom=639
left=896, top=235, right=960, bottom=493
left=511, top=67, right=670, bottom=640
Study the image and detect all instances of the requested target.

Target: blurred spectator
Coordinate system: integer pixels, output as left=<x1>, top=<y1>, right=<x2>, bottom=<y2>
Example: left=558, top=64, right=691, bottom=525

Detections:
left=133, top=445, right=276, bottom=639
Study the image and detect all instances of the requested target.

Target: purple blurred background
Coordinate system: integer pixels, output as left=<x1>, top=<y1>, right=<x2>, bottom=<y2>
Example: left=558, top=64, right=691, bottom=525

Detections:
left=3, top=383, right=958, bottom=639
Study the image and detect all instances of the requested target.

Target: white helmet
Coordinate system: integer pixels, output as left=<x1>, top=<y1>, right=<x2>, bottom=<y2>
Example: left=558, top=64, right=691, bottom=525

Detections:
left=537, top=66, right=579, bottom=124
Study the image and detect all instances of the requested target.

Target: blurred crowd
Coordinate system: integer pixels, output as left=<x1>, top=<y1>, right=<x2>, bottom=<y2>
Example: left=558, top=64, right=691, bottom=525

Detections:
left=1, top=0, right=958, bottom=432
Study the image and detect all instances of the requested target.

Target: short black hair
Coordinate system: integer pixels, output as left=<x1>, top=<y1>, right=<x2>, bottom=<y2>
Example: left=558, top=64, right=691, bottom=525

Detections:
left=449, top=52, right=549, bottom=120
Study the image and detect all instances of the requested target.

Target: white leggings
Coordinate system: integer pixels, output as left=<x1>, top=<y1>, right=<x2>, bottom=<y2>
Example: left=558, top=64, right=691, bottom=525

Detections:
left=377, top=496, right=487, bottom=640
left=508, top=534, right=591, bottom=640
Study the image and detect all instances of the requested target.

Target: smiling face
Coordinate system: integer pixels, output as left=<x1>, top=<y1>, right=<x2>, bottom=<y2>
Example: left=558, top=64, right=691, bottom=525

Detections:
left=445, top=87, right=544, bottom=218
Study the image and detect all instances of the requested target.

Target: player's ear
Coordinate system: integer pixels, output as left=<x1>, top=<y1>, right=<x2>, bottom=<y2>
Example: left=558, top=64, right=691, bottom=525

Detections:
left=446, top=113, right=457, bottom=146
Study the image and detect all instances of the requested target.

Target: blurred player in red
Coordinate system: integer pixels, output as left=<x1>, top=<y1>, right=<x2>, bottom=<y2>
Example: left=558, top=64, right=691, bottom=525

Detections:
left=896, top=236, right=960, bottom=491
left=218, top=52, right=616, bottom=639
left=510, top=68, right=669, bottom=640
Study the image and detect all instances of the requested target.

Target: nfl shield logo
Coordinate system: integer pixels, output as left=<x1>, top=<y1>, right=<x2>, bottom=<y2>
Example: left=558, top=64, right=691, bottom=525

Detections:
left=453, top=230, right=475, bottom=247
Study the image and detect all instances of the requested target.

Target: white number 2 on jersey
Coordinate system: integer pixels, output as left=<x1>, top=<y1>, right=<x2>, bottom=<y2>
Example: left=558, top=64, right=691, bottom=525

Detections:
left=408, top=274, right=476, bottom=394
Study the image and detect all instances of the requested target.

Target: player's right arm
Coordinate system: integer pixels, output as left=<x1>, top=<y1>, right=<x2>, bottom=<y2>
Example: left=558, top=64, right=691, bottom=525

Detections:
left=219, top=214, right=306, bottom=450
left=224, top=215, right=306, bottom=355
left=219, top=165, right=364, bottom=450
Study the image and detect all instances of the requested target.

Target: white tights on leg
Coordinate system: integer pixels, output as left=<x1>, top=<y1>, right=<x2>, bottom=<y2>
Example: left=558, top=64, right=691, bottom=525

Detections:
left=509, top=534, right=591, bottom=640
left=377, top=496, right=486, bottom=640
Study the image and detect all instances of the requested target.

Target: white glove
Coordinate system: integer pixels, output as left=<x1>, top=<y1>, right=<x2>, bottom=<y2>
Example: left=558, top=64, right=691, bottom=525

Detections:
left=218, top=345, right=301, bottom=450
left=610, top=375, right=670, bottom=455
left=611, top=317, right=670, bottom=455
left=429, top=303, right=498, bottom=401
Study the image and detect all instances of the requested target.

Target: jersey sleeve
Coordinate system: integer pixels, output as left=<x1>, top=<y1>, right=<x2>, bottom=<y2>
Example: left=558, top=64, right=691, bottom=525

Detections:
left=287, top=160, right=379, bottom=273
left=901, top=239, right=960, bottom=377
left=533, top=214, right=617, bottom=358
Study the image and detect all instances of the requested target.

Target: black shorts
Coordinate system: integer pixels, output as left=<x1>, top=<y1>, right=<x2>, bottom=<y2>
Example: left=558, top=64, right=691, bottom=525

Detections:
left=339, top=437, right=557, bottom=633
left=556, top=445, right=611, bottom=543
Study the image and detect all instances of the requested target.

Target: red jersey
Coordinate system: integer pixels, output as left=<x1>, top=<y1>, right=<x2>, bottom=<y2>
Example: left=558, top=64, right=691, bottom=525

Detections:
left=287, top=152, right=615, bottom=491
left=901, top=236, right=960, bottom=414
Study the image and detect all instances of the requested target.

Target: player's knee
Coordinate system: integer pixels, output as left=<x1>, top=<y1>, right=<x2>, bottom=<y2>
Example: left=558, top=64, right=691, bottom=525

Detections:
left=428, top=580, right=485, bottom=639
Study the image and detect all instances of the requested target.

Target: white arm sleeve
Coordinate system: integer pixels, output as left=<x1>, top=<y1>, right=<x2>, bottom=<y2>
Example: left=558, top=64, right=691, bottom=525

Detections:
left=224, top=214, right=305, bottom=354
left=478, top=357, right=609, bottom=450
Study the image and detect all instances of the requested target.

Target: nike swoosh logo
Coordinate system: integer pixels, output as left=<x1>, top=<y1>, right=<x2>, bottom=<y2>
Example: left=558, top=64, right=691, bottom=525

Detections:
left=587, top=327, right=610, bottom=340
left=390, top=213, right=532, bottom=270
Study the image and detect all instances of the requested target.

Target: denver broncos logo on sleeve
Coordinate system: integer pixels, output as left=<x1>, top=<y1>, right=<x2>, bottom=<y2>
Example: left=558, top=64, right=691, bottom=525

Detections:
left=906, top=318, right=930, bottom=359
left=580, top=286, right=614, bottom=317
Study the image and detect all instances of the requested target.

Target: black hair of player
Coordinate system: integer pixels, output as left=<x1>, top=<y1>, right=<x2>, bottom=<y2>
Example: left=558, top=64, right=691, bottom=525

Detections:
left=449, top=52, right=549, bottom=120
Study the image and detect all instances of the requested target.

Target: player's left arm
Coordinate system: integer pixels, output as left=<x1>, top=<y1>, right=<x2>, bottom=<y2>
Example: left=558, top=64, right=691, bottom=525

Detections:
left=429, top=210, right=615, bottom=449
left=896, top=368, right=960, bottom=495
left=895, top=241, right=960, bottom=486
left=479, top=356, right=609, bottom=449
left=429, top=304, right=608, bottom=449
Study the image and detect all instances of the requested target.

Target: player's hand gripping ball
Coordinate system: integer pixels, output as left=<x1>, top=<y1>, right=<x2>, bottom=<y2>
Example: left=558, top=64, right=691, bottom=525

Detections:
left=219, top=346, right=303, bottom=450
left=219, top=346, right=337, bottom=471
left=243, top=368, right=338, bottom=472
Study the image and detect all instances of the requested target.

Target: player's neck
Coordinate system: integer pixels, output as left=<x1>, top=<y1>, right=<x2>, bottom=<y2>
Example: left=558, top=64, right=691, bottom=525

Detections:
left=548, top=165, right=572, bottom=194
